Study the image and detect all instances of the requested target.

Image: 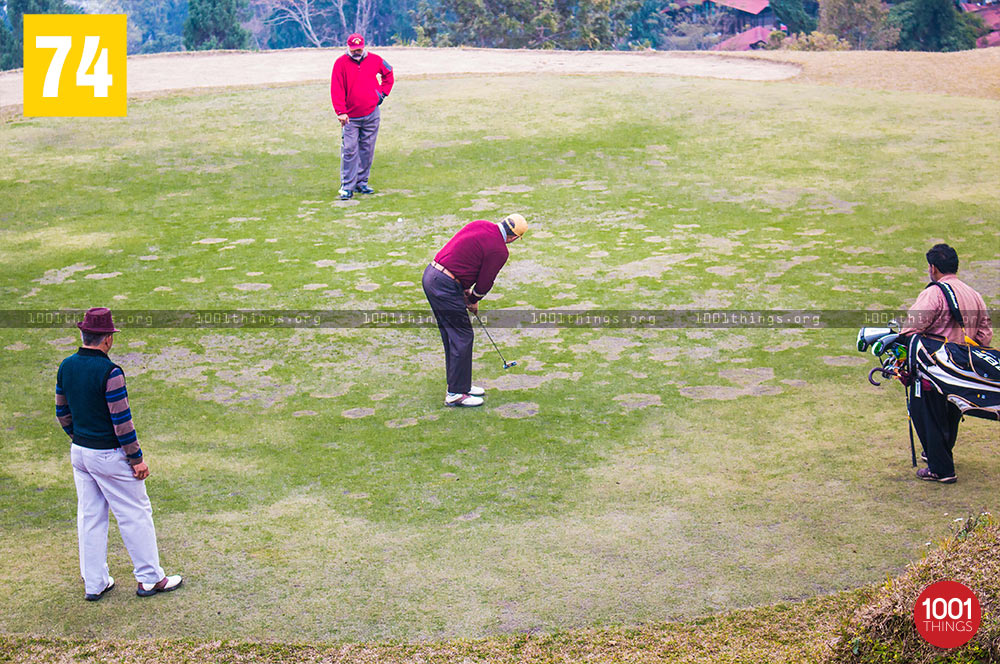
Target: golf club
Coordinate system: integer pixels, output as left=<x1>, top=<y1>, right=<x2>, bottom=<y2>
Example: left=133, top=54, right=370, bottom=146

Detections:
left=473, top=312, right=516, bottom=369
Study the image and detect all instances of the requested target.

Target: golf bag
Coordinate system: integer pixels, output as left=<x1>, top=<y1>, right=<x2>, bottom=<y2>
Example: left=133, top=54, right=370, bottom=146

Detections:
left=908, top=334, right=1000, bottom=420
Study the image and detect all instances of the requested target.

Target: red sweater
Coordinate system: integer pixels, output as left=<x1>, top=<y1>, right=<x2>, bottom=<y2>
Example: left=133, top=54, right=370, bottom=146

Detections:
left=434, top=221, right=509, bottom=302
left=331, top=52, right=394, bottom=119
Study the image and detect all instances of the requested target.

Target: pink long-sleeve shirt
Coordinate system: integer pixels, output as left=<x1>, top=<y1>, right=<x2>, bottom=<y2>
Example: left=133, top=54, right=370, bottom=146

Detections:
left=901, top=274, right=993, bottom=346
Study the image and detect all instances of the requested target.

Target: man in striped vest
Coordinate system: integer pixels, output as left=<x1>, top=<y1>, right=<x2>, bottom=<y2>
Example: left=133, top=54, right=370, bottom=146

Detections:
left=56, top=307, right=182, bottom=600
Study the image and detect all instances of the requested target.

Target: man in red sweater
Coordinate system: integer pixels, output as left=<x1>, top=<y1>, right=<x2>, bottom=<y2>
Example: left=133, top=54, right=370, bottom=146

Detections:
left=423, top=214, right=528, bottom=406
left=330, top=33, right=394, bottom=201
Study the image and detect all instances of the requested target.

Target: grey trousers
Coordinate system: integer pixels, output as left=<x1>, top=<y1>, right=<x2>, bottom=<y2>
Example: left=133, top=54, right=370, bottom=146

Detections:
left=422, top=264, right=474, bottom=394
left=340, top=107, right=381, bottom=192
left=71, top=444, right=164, bottom=594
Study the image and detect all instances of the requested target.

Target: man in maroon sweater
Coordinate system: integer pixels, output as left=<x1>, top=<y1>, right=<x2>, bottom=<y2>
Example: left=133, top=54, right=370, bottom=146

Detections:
left=330, top=33, right=394, bottom=201
left=423, top=214, right=528, bottom=406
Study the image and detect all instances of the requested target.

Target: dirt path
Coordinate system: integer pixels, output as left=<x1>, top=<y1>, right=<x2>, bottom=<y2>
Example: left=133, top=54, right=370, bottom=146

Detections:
left=1, top=47, right=798, bottom=111
left=3, top=46, right=998, bottom=114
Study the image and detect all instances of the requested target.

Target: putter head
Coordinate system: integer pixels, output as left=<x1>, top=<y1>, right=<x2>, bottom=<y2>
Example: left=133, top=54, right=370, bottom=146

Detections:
left=504, top=361, right=517, bottom=369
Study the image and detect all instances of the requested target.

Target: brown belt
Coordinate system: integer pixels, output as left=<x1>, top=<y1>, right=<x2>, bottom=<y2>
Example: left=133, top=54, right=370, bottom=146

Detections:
left=430, top=260, right=461, bottom=284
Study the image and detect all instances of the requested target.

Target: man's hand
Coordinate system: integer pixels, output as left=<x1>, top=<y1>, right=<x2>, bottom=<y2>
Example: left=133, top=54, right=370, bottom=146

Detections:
left=338, top=114, right=349, bottom=126
left=131, top=461, right=150, bottom=480
left=467, top=300, right=479, bottom=315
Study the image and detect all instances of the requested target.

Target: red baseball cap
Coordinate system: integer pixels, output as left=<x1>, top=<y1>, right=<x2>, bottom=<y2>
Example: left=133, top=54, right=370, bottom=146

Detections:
left=347, top=33, right=364, bottom=48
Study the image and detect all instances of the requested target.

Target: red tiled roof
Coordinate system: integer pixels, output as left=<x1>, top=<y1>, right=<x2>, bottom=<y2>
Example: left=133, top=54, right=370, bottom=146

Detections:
left=975, top=6, right=1000, bottom=29
left=714, top=0, right=771, bottom=14
left=661, top=0, right=769, bottom=13
left=711, top=25, right=773, bottom=50
left=978, top=30, right=1000, bottom=47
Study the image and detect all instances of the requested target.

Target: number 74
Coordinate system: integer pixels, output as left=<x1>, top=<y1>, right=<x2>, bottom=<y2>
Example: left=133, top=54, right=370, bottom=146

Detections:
left=35, top=35, right=113, bottom=98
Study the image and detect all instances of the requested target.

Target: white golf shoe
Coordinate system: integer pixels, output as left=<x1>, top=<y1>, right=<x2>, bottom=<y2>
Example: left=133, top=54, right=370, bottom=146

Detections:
left=445, top=392, right=484, bottom=407
left=469, top=385, right=485, bottom=397
left=136, top=574, right=183, bottom=597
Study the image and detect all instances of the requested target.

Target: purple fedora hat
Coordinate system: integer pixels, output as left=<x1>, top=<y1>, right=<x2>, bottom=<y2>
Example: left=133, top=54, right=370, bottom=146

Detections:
left=77, top=307, right=121, bottom=334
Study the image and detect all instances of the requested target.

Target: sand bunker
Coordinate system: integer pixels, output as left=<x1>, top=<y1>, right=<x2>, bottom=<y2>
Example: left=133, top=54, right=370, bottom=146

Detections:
left=494, top=401, right=539, bottom=418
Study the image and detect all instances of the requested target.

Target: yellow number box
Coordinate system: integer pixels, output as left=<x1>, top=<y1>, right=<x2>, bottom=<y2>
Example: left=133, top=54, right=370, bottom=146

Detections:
left=23, top=14, right=127, bottom=117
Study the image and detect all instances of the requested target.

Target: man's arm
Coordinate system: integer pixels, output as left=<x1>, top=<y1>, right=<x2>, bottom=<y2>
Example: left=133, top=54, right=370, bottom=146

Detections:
left=469, top=252, right=508, bottom=304
left=55, top=368, right=73, bottom=437
left=974, top=301, right=993, bottom=347
left=330, top=60, right=349, bottom=124
left=105, top=368, right=145, bottom=478
left=378, top=59, right=394, bottom=101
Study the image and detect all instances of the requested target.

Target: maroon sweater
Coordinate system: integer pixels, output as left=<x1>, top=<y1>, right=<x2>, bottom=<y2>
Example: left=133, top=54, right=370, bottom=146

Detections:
left=330, top=52, right=394, bottom=119
left=434, top=220, right=509, bottom=302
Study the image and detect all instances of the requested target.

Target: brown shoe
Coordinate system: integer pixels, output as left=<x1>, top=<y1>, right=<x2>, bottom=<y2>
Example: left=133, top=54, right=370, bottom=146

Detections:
left=136, top=574, right=183, bottom=597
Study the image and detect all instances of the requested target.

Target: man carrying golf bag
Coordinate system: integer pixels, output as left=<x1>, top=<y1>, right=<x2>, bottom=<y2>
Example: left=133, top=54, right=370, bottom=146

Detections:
left=900, top=244, right=993, bottom=483
left=422, top=214, right=528, bottom=407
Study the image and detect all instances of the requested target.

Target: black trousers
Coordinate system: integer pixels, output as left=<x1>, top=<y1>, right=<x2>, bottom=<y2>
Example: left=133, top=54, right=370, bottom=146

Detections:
left=909, top=381, right=963, bottom=477
left=422, top=264, right=473, bottom=394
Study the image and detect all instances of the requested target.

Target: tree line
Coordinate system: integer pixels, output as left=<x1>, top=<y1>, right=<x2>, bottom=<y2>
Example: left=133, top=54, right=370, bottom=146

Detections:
left=0, top=0, right=989, bottom=71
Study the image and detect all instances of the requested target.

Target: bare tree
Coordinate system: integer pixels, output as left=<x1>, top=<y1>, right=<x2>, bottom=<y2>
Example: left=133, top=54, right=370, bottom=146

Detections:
left=250, top=0, right=377, bottom=47
left=252, top=0, right=336, bottom=46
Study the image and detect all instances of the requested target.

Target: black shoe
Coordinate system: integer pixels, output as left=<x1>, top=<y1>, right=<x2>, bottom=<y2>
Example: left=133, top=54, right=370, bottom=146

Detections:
left=85, top=576, right=115, bottom=601
left=916, top=467, right=956, bottom=484
left=355, top=184, right=375, bottom=195
left=338, top=188, right=353, bottom=200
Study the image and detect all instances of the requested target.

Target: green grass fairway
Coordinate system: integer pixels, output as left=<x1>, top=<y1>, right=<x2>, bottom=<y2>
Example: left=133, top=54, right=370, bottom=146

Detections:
left=1, top=73, right=998, bottom=643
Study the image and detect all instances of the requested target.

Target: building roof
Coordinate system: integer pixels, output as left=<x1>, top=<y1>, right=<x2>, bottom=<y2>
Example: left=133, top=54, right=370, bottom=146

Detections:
left=713, top=0, right=771, bottom=14
left=711, top=25, right=773, bottom=50
left=960, top=3, right=1000, bottom=27
left=661, top=0, right=770, bottom=14
left=978, top=30, right=1000, bottom=47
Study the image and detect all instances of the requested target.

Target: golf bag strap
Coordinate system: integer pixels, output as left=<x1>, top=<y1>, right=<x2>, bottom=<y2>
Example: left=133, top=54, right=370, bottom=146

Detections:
left=927, top=280, right=965, bottom=328
left=906, top=382, right=916, bottom=468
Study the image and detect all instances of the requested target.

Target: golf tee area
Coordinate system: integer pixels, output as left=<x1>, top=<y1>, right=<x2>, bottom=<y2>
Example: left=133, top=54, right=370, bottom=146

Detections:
left=1, top=47, right=999, bottom=663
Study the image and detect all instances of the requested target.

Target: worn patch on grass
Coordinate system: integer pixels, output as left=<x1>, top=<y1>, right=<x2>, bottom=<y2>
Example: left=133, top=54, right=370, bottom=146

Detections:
left=822, top=355, right=868, bottom=367
left=483, top=371, right=582, bottom=391
left=765, top=256, right=819, bottom=278
left=386, top=418, right=418, bottom=428
left=342, top=407, right=375, bottom=419
left=4, top=342, right=29, bottom=351
left=613, top=393, right=661, bottom=410
left=234, top=283, right=271, bottom=291
left=494, top=401, right=539, bottom=418
left=34, top=263, right=95, bottom=285
left=679, top=367, right=782, bottom=400
left=569, top=337, right=640, bottom=361
left=612, top=254, right=690, bottom=278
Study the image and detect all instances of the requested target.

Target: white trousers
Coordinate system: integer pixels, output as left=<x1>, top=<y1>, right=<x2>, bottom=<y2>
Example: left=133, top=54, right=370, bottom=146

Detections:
left=71, top=444, right=164, bottom=594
